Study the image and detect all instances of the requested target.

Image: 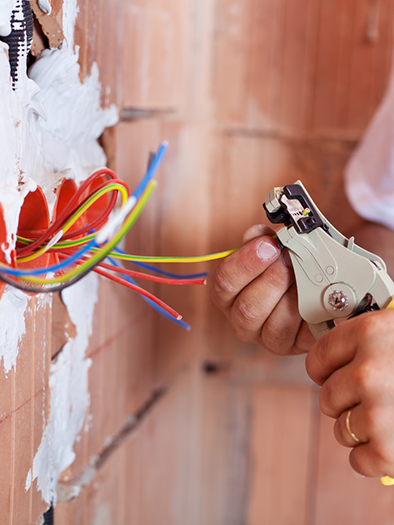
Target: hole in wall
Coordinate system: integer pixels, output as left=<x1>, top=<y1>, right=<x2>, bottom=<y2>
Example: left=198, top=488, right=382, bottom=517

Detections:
left=202, top=360, right=229, bottom=375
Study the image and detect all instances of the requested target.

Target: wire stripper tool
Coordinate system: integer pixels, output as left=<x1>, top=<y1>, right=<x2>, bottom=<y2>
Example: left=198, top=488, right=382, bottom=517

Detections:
left=264, top=181, right=394, bottom=486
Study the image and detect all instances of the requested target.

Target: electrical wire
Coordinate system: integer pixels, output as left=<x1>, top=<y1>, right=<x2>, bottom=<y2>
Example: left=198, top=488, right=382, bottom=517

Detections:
left=4, top=181, right=156, bottom=284
left=107, top=256, right=191, bottom=331
left=95, top=261, right=207, bottom=286
left=0, top=141, right=239, bottom=329
left=94, top=266, right=182, bottom=320
left=16, top=181, right=130, bottom=263
left=113, top=247, right=208, bottom=280
left=133, top=142, right=168, bottom=200
left=16, top=168, right=123, bottom=257
left=100, top=248, right=240, bottom=264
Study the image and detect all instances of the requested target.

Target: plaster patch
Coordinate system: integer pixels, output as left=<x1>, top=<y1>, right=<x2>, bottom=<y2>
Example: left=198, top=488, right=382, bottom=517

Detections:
left=0, top=286, right=28, bottom=373
left=0, top=0, right=16, bottom=36
left=62, top=0, right=78, bottom=49
left=0, top=40, right=45, bottom=261
left=30, top=272, right=99, bottom=504
left=28, top=45, right=118, bottom=211
left=38, top=0, right=51, bottom=15
left=25, top=468, right=32, bottom=492
left=0, top=0, right=117, bottom=506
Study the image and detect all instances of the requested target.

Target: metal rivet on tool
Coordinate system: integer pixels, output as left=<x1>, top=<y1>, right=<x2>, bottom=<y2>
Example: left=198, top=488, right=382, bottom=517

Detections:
left=328, top=290, right=349, bottom=311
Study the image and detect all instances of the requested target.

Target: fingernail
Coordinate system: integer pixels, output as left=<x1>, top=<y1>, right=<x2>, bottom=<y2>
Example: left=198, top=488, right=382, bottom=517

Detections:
left=257, top=241, right=279, bottom=261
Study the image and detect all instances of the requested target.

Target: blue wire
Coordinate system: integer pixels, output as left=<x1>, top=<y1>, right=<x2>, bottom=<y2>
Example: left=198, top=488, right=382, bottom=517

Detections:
left=113, top=247, right=208, bottom=279
left=108, top=256, right=191, bottom=331
left=131, top=261, right=208, bottom=279
left=0, top=239, right=98, bottom=277
left=5, top=142, right=169, bottom=280
left=133, top=142, right=168, bottom=200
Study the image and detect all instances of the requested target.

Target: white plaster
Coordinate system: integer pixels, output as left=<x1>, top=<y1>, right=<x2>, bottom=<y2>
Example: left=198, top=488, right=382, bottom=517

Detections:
left=31, top=273, right=99, bottom=504
left=24, top=38, right=117, bottom=503
left=0, top=43, right=25, bottom=260
left=62, top=0, right=78, bottom=49
left=38, top=0, right=51, bottom=15
left=0, top=40, right=44, bottom=262
left=0, top=286, right=28, bottom=373
left=0, top=0, right=118, bottom=505
left=0, top=0, right=16, bottom=36
left=29, top=45, right=118, bottom=189
left=25, top=469, right=32, bottom=492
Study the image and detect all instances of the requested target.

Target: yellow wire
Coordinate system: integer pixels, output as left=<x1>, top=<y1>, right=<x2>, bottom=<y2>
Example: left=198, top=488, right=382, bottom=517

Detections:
left=18, top=183, right=154, bottom=284
left=13, top=180, right=239, bottom=279
left=17, top=183, right=129, bottom=264
left=1, top=182, right=156, bottom=284
left=61, top=183, right=129, bottom=235
left=103, top=248, right=240, bottom=264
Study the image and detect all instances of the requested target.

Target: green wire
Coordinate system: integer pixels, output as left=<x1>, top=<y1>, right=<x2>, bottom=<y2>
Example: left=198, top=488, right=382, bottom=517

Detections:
left=101, top=249, right=240, bottom=264
left=18, top=181, right=156, bottom=284
left=16, top=182, right=129, bottom=261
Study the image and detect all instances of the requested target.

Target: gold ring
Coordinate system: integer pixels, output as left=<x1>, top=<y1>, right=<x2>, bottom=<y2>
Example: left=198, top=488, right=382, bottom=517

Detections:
left=346, top=408, right=361, bottom=444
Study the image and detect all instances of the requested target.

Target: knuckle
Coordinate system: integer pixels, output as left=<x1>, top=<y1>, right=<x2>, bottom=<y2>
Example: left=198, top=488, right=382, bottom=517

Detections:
left=355, top=315, right=381, bottom=341
left=363, top=406, right=381, bottom=433
left=232, top=326, right=253, bottom=343
left=213, top=265, right=237, bottom=296
left=373, top=441, right=394, bottom=466
left=313, top=337, right=331, bottom=370
left=263, top=264, right=289, bottom=291
left=261, top=318, right=293, bottom=355
left=353, top=360, right=380, bottom=393
left=235, top=295, right=263, bottom=326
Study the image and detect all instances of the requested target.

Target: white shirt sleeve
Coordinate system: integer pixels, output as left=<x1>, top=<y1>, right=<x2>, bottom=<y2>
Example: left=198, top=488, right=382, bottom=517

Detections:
left=345, top=60, right=394, bottom=230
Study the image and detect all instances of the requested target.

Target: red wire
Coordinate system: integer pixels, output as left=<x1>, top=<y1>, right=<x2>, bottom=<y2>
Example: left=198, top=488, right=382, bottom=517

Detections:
left=17, top=169, right=127, bottom=256
left=61, top=179, right=130, bottom=240
left=96, top=261, right=207, bottom=286
left=94, top=266, right=182, bottom=320
left=57, top=252, right=205, bottom=287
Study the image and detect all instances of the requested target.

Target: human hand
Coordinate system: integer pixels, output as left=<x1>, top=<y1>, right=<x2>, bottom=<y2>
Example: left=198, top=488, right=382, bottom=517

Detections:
left=211, top=224, right=315, bottom=355
left=306, top=310, right=394, bottom=478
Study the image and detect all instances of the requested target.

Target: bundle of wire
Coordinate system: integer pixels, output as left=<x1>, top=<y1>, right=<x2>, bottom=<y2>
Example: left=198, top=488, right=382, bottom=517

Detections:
left=1, top=142, right=237, bottom=330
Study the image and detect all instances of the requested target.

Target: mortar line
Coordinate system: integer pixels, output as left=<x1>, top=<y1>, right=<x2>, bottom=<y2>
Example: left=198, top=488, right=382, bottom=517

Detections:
left=220, top=126, right=360, bottom=144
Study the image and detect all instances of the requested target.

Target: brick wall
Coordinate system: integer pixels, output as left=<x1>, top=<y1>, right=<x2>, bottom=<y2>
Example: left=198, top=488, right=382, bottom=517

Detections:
left=2, top=1, right=394, bottom=524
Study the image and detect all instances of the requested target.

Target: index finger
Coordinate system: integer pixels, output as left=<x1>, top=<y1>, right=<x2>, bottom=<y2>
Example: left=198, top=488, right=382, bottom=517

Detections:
left=211, top=236, right=281, bottom=312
